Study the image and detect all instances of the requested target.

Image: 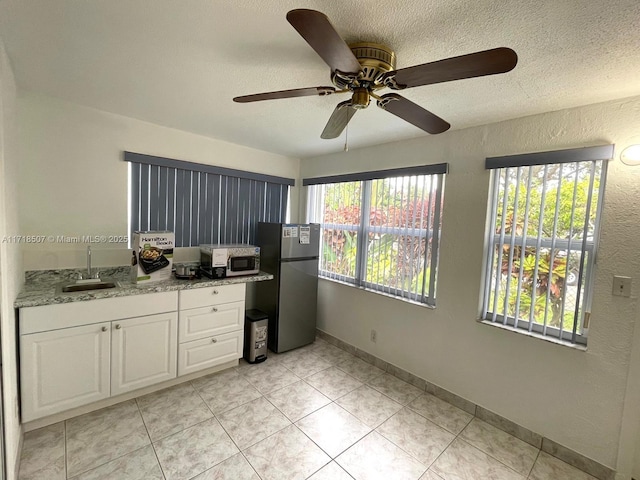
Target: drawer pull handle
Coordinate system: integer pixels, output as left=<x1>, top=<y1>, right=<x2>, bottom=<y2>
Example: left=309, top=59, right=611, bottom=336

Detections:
left=212, top=307, right=218, bottom=312
left=101, top=326, right=108, bottom=332
left=115, top=324, right=122, bottom=330
left=211, top=338, right=217, bottom=343
left=213, top=290, right=219, bottom=295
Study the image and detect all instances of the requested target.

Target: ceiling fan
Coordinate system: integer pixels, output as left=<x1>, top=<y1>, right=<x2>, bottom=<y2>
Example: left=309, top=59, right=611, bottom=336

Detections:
left=233, top=9, right=518, bottom=139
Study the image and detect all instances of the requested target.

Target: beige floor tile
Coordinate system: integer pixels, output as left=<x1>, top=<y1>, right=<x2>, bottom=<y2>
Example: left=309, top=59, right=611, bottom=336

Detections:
left=336, top=385, right=403, bottom=428
left=153, top=418, right=238, bottom=480
left=137, top=382, right=213, bottom=441
left=460, top=418, right=538, bottom=476
left=266, top=380, right=331, bottom=422
left=307, top=461, right=354, bottom=479
left=431, top=438, right=524, bottom=480
left=368, top=373, right=424, bottom=405
left=408, top=393, right=473, bottom=434
left=296, top=403, right=371, bottom=458
left=336, top=431, right=427, bottom=479
left=18, top=422, right=65, bottom=480
left=240, top=361, right=301, bottom=394
left=69, top=445, right=163, bottom=480
left=376, top=408, right=454, bottom=467
left=243, top=425, right=330, bottom=480
left=66, top=400, right=150, bottom=478
left=336, top=355, right=385, bottom=383
left=420, top=470, right=445, bottom=479
left=277, top=349, right=332, bottom=378
left=192, top=369, right=262, bottom=414
left=304, top=366, right=363, bottom=400
left=190, top=453, right=259, bottom=480
left=216, top=396, right=291, bottom=449
left=529, top=451, right=598, bottom=480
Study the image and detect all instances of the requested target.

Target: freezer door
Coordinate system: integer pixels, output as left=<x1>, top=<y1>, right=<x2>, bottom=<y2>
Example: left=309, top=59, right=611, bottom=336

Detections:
left=280, top=224, right=320, bottom=260
left=276, top=258, right=318, bottom=352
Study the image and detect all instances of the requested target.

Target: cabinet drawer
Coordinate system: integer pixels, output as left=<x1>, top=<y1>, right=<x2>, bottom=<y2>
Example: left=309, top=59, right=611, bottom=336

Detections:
left=178, top=330, right=243, bottom=376
left=179, top=284, right=245, bottom=310
left=21, top=291, right=178, bottom=334
left=179, top=301, right=244, bottom=343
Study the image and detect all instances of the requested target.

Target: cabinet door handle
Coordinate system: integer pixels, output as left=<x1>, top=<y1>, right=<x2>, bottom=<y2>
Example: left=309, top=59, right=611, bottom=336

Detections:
left=213, top=290, right=219, bottom=295
left=211, top=338, right=217, bottom=343
left=115, top=324, right=122, bottom=330
left=101, top=326, right=108, bottom=332
left=212, top=307, right=218, bottom=312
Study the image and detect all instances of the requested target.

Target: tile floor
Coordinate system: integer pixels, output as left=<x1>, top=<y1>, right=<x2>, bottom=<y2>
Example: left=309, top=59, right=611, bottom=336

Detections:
left=18, top=337, right=599, bottom=480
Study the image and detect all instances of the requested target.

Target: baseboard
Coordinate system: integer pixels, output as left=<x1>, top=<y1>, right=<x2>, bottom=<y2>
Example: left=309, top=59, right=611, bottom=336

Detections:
left=316, top=328, right=616, bottom=480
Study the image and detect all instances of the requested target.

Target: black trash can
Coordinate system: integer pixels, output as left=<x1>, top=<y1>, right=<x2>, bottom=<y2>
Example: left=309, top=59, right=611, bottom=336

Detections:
left=244, top=309, right=268, bottom=364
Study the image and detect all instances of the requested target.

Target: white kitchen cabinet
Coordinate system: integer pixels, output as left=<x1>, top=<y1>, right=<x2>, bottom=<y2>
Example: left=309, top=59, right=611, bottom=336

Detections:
left=19, top=291, right=178, bottom=422
left=177, top=284, right=245, bottom=376
left=111, top=312, right=177, bottom=396
left=21, top=322, right=111, bottom=422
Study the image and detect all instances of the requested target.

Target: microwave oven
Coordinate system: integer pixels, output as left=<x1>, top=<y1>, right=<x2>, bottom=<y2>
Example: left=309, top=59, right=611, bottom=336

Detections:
left=200, top=244, right=260, bottom=278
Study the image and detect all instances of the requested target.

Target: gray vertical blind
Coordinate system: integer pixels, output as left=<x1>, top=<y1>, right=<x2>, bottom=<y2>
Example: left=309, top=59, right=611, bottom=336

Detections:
left=126, top=152, right=292, bottom=247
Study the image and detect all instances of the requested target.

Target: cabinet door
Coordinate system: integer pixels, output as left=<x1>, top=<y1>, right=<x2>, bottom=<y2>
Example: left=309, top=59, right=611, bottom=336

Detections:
left=178, top=301, right=244, bottom=343
left=111, top=312, right=177, bottom=396
left=21, top=323, right=111, bottom=422
left=178, top=330, right=243, bottom=376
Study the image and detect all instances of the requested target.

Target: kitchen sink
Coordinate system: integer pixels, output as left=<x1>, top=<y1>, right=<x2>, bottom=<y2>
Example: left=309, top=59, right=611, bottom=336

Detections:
left=58, top=280, right=119, bottom=293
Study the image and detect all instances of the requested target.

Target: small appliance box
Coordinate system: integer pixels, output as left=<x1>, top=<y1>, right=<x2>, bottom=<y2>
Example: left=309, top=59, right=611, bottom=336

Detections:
left=131, top=231, right=174, bottom=284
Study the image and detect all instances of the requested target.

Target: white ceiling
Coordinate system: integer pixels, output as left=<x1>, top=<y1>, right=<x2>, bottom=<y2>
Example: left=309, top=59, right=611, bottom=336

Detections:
left=1, top=0, right=639, bottom=159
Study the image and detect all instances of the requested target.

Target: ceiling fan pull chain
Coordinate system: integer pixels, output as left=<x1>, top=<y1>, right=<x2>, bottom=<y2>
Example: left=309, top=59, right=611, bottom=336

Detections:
left=344, top=122, right=349, bottom=152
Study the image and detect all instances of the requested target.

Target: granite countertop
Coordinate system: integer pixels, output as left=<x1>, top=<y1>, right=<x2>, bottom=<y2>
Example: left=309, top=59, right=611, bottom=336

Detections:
left=15, top=266, right=274, bottom=308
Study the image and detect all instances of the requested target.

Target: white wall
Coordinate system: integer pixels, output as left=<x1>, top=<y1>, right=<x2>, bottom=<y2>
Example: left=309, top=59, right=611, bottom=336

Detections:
left=17, top=93, right=300, bottom=270
left=0, top=38, right=24, bottom=480
left=300, top=95, right=640, bottom=474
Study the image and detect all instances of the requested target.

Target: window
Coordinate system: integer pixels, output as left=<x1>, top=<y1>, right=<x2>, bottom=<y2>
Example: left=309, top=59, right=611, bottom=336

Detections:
left=482, top=145, right=613, bottom=344
left=125, top=152, right=293, bottom=247
left=304, top=164, right=447, bottom=306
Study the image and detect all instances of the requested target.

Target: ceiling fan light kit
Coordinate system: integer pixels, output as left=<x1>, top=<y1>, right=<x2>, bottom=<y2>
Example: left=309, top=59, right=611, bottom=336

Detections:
left=233, top=8, right=518, bottom=140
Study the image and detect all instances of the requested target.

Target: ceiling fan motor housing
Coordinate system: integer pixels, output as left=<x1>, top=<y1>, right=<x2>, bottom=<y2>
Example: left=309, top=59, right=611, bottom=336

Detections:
left=331, top=42, right=397, bottom=90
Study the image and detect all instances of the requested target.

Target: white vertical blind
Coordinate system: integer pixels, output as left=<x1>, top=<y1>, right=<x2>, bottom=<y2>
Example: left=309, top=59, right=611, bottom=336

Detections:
left=482, top=151, right=609, bottom=345
left=307, top=170, right=446, bottom=306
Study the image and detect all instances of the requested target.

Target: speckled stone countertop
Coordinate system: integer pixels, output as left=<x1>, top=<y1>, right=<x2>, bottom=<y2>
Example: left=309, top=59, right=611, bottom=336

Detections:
left=15, top=267, right=274, bottom=308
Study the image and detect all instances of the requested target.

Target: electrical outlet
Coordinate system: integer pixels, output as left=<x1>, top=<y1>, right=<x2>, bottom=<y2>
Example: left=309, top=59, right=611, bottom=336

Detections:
left=613, top=275, right=632, bottom=297
left=370, top=329, right=377, bottom=343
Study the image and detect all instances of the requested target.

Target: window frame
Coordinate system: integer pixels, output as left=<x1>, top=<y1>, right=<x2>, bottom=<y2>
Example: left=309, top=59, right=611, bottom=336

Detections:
left=481, top=145, right=613, bottom=345
left=305, top=164, right=447, bottom=306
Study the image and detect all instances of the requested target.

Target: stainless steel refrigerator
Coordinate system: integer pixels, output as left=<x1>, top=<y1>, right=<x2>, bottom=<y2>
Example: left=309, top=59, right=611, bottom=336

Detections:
left=255, top=223, right=320, bottom=353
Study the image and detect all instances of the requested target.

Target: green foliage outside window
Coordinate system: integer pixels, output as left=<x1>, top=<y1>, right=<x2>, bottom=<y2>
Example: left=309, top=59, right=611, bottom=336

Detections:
left=489, top=162, right=601, bottom=330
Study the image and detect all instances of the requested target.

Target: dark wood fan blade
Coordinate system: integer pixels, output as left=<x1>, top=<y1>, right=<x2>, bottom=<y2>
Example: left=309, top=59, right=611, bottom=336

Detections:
left=383, top=47, right=518, bottom=89
left=321, top=100, right=357, bottom=139
left=287, top=9, right=362, bottom=75
left=377, top=93, right=450, bottom=134
left=233, top=86, right=336, bottom=103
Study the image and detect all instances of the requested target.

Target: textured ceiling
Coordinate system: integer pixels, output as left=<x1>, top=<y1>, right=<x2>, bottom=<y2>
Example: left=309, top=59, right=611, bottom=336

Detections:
left=1, top=0, right=640, bottom=158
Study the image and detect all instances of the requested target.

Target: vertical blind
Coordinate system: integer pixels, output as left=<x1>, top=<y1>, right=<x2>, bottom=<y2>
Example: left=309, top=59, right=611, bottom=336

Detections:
left=482, top=145, right=613, bottom=344
left=126, top=152, right=293, bottom=247
left=304, top=164, right=447, bottom=306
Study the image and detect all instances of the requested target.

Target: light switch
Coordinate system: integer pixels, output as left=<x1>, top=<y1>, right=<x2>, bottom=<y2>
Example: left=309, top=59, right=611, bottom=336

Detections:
left=612, top=276, right=632, bottom=297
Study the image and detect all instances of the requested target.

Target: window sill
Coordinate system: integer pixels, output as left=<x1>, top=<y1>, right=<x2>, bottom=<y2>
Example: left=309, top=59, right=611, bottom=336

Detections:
left=477, top=319, right=587, bottom=351
left=318, top=276, right=436, bottom=310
